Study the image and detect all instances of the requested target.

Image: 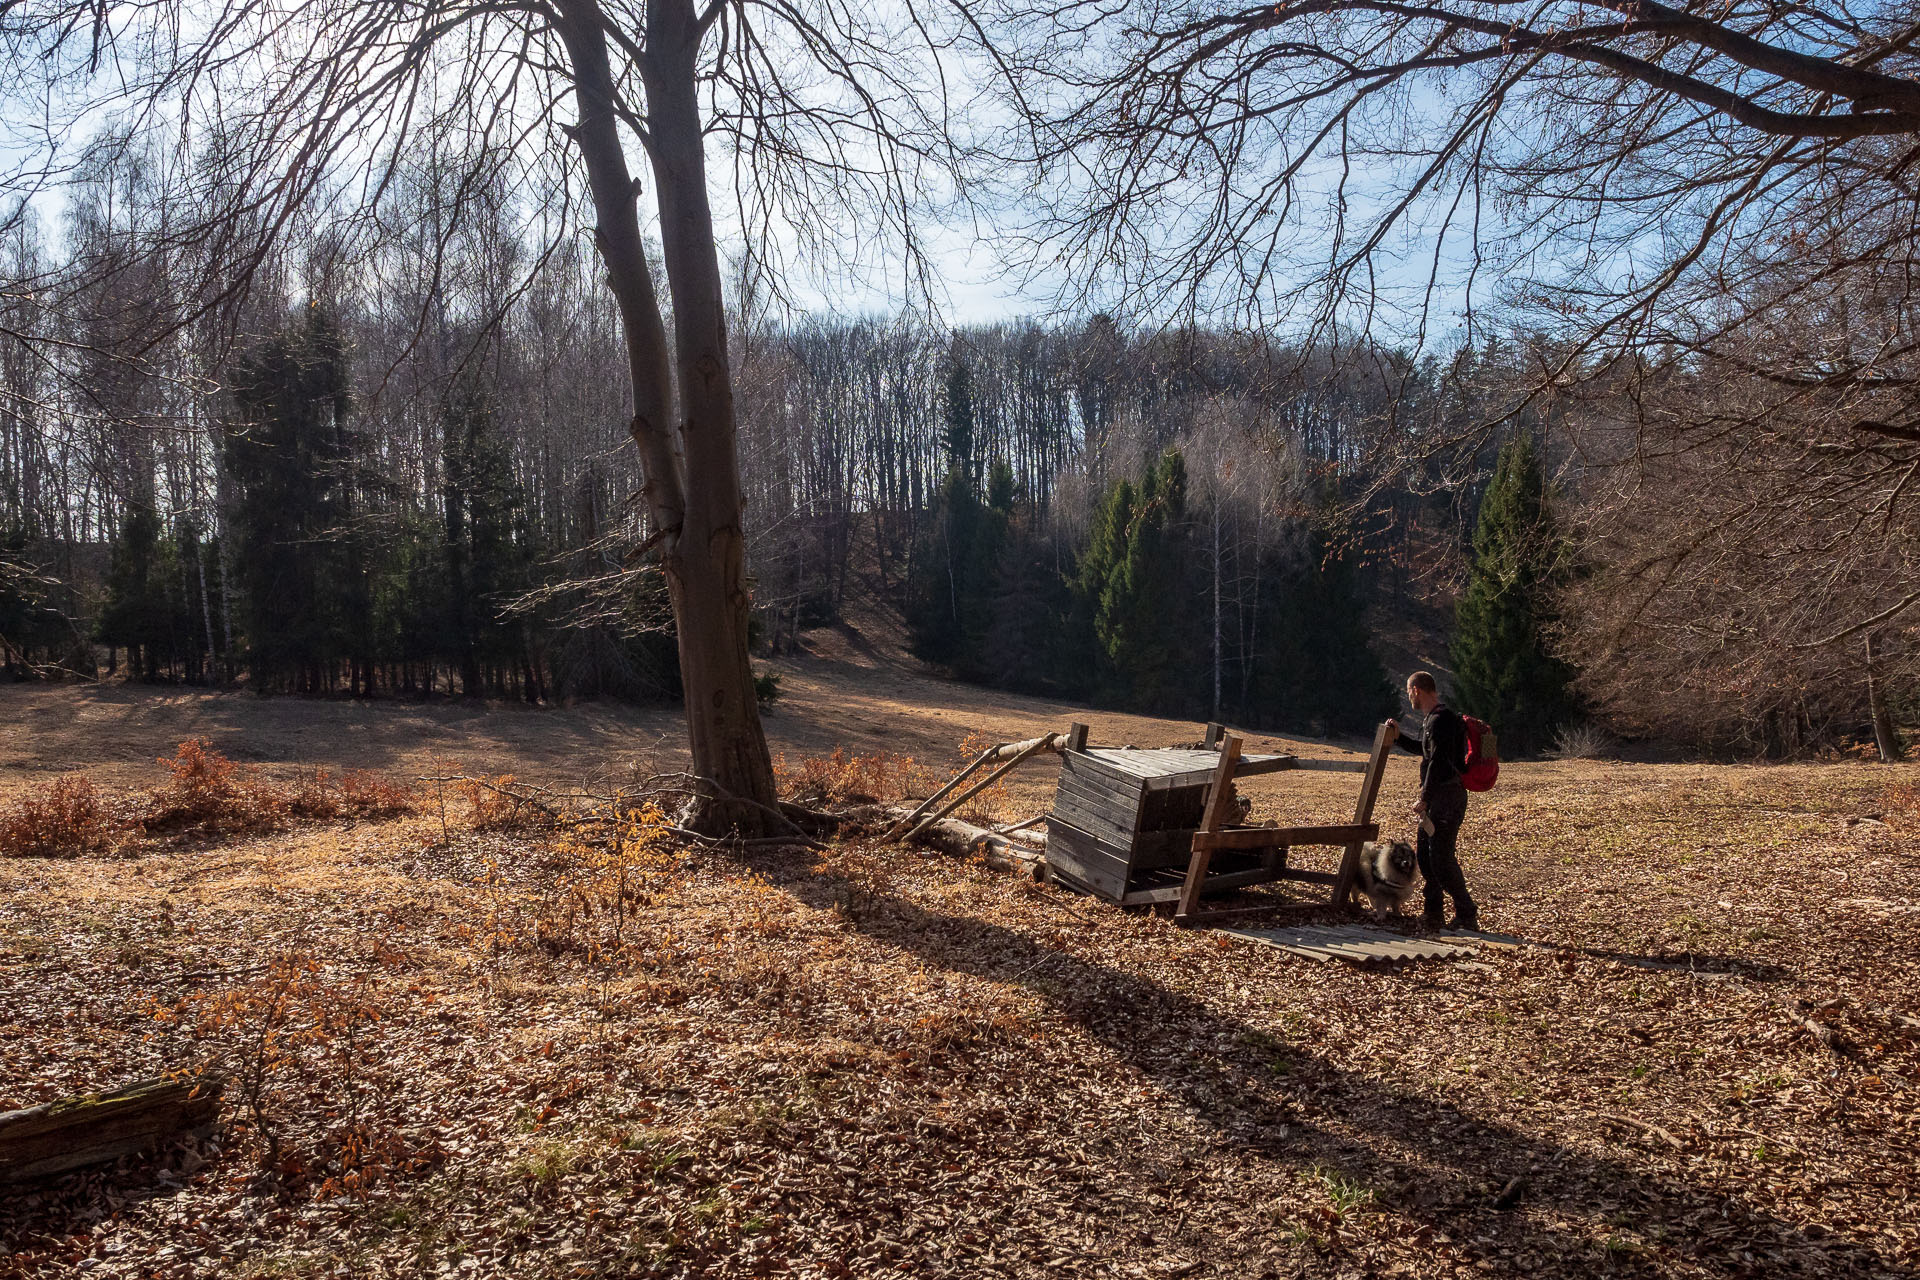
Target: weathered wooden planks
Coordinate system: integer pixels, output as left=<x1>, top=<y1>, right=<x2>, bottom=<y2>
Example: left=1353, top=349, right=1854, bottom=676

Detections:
left=1222, top=924, right=1483, bottom=964
left=1080, top=747, right=1303, bottom=791
left=1190, top=822, right=1378, bottom=852
left=0, top=1073, right=223, bottom=1182
left=1043, top=820, right=1130, bottom=900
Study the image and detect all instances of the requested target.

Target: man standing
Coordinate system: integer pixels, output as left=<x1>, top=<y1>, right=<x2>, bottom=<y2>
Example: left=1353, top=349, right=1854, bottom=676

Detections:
left=1384, top=671, right=1478, bottom=931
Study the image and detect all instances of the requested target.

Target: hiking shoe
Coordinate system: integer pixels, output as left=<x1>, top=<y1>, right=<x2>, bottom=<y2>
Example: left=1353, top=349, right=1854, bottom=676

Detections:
left=1449, top=913, right=1480, bottom=933
left=1420, top=911, right=1445, bottom=932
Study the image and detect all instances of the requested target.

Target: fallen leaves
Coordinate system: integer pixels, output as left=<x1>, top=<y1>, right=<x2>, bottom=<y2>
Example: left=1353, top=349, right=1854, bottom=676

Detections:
left=0, top=753, right=1915, bottom=1279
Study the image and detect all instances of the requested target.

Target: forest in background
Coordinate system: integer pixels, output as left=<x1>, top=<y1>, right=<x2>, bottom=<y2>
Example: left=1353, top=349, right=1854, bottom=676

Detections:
left=0, top=138, right=1503, bottom=723
left=0, top=132, right=1904, bottom=758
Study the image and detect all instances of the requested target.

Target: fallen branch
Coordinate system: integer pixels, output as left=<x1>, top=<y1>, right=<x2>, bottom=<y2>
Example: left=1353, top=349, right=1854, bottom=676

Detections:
left=1596, top=1111, right=1684, bottom=1151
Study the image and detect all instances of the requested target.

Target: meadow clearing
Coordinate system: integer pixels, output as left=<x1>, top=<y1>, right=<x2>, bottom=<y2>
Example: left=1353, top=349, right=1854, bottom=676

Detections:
left=1, top=640, right=1915, bottom=1279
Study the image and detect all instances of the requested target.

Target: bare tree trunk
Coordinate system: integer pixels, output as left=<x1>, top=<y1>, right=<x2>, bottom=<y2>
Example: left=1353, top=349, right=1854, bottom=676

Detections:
left=1211, top=497, right=1221, bottom=721
left=643, top=0, right=780, bottom=825
left=196, top=550, right=215, bottom=685
left=557, top=0, right=779, bottom=831
left=1867, top=633, right=1904, bottom=762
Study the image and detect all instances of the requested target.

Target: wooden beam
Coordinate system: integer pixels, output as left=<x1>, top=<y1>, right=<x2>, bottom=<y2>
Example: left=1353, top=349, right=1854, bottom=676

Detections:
left=1190, top=823, right=1379, bottom=851
left=1065, top=722, right=1089, bottom=752
left=883, top=746, right=996, bottom=840
left=1176, top=735, right=1241, bottom=919
left=886, top=731, right=1064, bottom=840
left=1286, top=758, right=1369, bottom=774
left=905, top=733, right=1060, bottom=840
left=1, top=1073, right=223, bottom=1182
left=1203, top=721, right=1223, bottom=749
left=1124, top=865, right=1281, bottom=904
left=1334, top=721, right=1398, bottom=908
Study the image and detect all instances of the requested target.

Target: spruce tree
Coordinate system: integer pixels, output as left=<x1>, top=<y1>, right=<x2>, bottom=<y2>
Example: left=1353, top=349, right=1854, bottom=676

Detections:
left=944, top=357, right=977, bottom=482
left=1095, top=449, right=1193, bottom=711
left=1071, top=474, right=1134, bottom=699
left=0, top=521, right=55, bottom=679
left=96, top=501, right=167, bottom=679
left=1450, top=433, right=1580, bottom=755
left=224, top=305, right=353, bottom=691
left=1260, top=535, right=1394, bottom=735
left=906, top=363, right=1006, bottom=678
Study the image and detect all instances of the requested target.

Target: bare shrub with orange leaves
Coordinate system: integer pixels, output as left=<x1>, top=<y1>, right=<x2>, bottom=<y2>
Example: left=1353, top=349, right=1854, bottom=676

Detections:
left=459, top=773, right=546, bottom=832
left=157, top=951, right=439, bottom=1195
left=463, top=803, right=682, bottom=963
left=0, top=775, right=117, bottom=857
left=142, top=740, right=419, bottom=840
left=775, top=748, right=931, bottom=807
left=287, top=768, right=419, bottom=824
left=2, top=740, right=419, bottom=856
left=333, top=769, right=417, bottom=820
left=141, top=738, right=289, bottom=836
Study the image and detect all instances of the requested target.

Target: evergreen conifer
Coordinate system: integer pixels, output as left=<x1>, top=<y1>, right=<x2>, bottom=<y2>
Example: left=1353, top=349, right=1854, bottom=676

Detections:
left=1450, top=433, right=1580, bottom=755
left=224, top=305, right=354, bottom=691
left=96, top=501, right=168, bottom=679
left=1255, top=535, right=1393, bottom=735
left=1097, top=449, right=1192, bottom=711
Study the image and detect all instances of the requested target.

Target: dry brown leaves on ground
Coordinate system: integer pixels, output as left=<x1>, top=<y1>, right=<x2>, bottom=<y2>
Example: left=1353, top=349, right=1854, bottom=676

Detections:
left=0, top=750, right=1916, bottom=1279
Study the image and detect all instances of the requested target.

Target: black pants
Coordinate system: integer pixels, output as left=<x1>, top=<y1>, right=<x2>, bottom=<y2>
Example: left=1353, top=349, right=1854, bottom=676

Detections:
left=1418, top=786, right=1475, bottom=922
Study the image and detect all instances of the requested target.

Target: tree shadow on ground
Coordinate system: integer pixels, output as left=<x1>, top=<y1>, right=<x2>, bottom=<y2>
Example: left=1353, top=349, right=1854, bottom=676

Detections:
left=749, top=848, right=1900, bottom=1278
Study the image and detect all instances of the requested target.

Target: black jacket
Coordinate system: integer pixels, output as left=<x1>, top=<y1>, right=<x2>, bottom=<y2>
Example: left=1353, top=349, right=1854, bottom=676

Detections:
left=1396, top=704, right=1469, bottom=803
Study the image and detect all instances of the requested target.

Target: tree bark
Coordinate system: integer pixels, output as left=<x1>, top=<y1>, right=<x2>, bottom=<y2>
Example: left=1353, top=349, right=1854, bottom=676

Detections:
left=556, top=0, right=780, bottom=832
left=1867, top=633, right=1904, bottom=762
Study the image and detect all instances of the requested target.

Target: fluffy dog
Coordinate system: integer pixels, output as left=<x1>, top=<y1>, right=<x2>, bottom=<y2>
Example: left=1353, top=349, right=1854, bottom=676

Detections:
left=1356, top=839, right=1420, bottom=922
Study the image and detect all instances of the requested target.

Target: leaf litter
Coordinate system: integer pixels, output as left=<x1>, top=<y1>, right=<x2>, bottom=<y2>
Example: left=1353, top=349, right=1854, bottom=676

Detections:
left=0, top=748, right=1915, bottom=1278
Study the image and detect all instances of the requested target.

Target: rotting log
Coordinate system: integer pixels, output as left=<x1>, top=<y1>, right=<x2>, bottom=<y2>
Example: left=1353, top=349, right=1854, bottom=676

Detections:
left=0, top=1073, right=223, bottom=1182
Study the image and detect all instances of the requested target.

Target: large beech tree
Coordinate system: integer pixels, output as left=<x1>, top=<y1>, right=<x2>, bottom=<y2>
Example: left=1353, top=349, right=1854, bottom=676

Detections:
left=1, top=0, right=959, bottom=829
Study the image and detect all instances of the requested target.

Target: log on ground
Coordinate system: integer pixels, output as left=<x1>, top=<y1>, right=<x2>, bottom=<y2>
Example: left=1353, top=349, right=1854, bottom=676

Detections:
left=891, top=807, right=1049, bottom=880
left=0, top=1073, right=224, bottom=1182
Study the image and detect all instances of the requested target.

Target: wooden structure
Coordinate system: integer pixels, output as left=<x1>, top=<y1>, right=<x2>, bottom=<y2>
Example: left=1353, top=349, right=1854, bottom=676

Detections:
left=883, top=731, right=1063, bottom=843
left=1044, top=721, right=1396, bottom=922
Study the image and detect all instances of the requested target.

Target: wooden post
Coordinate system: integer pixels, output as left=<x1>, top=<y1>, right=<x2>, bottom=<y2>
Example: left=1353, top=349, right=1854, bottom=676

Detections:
left=883, top=746, right=997, bottom=840
left=1065, top=722, right=1089, bottom=753
left=1334, top=721, right=1397, bottom=907
left=905, top=733, right=1060, bottom=840
left=1177, top=735, right=1242, bottom=921
left=1203, top=721, right=1223, bottom=750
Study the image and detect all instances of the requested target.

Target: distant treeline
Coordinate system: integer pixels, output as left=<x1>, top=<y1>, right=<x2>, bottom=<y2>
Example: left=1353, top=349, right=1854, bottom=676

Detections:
left=0, top=150, right=1504, bottom=728
left=6, top=298, right=1475, bottom=714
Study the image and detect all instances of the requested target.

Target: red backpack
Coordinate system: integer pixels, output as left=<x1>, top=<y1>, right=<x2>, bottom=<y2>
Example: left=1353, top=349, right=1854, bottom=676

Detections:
left=1461, top=716, right=1500, bottom=792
